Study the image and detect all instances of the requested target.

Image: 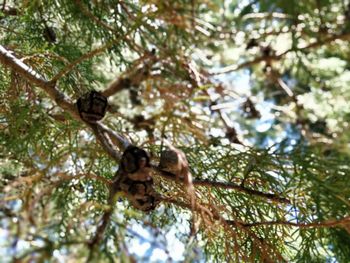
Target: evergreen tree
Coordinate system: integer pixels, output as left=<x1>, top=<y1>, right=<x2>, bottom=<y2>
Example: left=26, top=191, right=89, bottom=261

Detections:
left=1, top=0, right=350, bottom=262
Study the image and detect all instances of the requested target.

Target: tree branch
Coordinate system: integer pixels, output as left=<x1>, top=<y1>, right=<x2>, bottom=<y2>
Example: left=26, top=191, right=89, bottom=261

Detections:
left=50, top=42, right=117, bottom=82
left=193, top=179, right=290, bottom=204
left=88, top=123, right=123, bottom=160
left=210, top=32, right=350, bottom=75
left=242, top=12, right=295, bottom=21
left=154, top=167, right=291, bottom=204
left=161, top=196, right=286, bottom=262
left=74, top=0, right=142, bottom=54
left=162, top=197, right=350, bottom=230
left=0, top=6, right=18, bottom=17
left=228, top=216, right=350, bottom=229
left=0, top=45, right=129, bottom=157
left=97, top=123, right=131, bottom=151
left=0, top=45, right=78, bottom=117
left=51, top=0, right=147, bottom=83
left=74, top=0, right=116, bottom=33
left=102, top=54, right=157, bottom=97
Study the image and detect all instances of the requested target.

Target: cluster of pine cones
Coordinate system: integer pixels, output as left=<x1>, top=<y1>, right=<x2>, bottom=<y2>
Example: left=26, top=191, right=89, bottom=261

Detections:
left=114, top=146, right=160, bottom=212
left=76, top=91, right=160, bottom=212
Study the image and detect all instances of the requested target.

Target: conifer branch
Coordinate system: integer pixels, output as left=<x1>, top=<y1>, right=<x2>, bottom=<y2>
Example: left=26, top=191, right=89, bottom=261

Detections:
left=210, top=32, right=350, bottom=75
left=163, top=197, right=350, bottom=230
left=0, top=45, right=129, bottom=158
left=50, top=42, right=117, bottom=82
left=102, top=53, right=157, bottom=97
left=162, top=197, right=286, bottom=262
left=74, top=0, right=117, bottom=33
left=0, top=45, right=78, bottom=117
left=51, top=0, right=146, bottom=83
left=74, top=0, right=142, bottom=54
left=154, top=167, right=291, bottom=204
left=228, top=216, right=350, bottom=228
left=0, top=45, right=291, bottom=205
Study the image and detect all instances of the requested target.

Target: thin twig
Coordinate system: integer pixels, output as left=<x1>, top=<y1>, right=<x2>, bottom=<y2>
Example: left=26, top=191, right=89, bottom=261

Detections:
left=162, top=197, right=350, bottom=229
left=74, top=0, right=142, bottom=54
left=102, top=54, right=157, bottom=97
left=161, top=196, right=286, bottom=262
left=74, top=0, right=116, bottom=32
left=154, top=167, right=290, bottom=204
left=228, top=216, right=350, bottom=229
left=51, top=0, right=144, bottom=83
left=242, top=12, right=295, bottom=21
left=51, top=42, right=116, bottom=82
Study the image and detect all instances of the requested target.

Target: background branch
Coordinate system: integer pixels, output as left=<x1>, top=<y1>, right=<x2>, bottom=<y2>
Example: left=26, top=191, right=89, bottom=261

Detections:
left=210, top=32, right=350, bottom=75
left=102, top=54, right=157, bottom=97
